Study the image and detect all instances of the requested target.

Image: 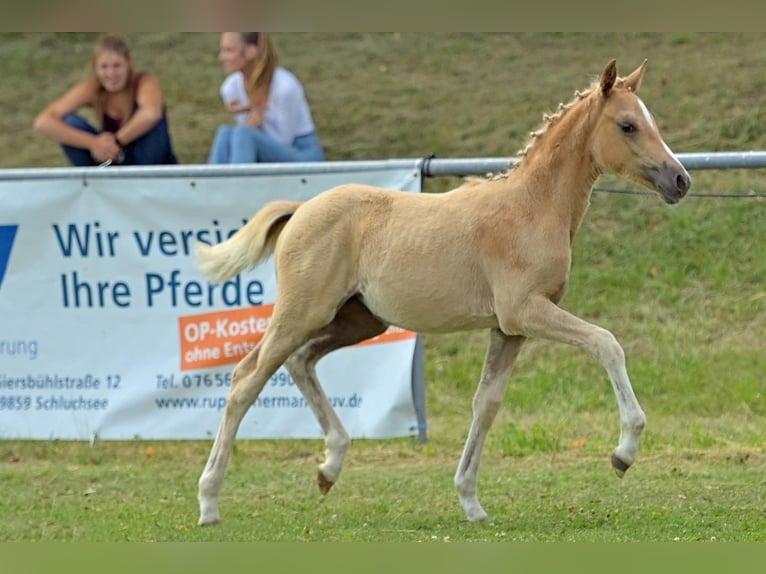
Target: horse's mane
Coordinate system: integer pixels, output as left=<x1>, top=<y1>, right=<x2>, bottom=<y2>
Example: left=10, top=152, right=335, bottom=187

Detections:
left=468, top=81, right=600, bottom=184
left=517, top=82, right=599, bottom=160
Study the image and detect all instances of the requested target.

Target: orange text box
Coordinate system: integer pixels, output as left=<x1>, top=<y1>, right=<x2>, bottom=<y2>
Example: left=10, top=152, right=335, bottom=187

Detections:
left=178, top=306, right=415, bottom=371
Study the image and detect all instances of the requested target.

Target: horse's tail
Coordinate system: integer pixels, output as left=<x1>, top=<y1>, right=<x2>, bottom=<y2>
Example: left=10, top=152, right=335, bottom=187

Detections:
left=196, top=200, right=303, bottom=284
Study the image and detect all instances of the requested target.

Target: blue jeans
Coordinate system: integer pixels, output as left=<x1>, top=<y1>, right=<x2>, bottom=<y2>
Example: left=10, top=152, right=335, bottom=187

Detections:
left=208, top=125, right=324, bottom=164
left=61, top=113, right=178, bottom=166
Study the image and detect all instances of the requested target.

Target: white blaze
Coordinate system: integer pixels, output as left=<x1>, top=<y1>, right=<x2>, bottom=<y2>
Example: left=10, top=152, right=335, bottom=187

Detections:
left=639, top=96, right=686, bottom=169
left=637, top=97, right=655, bottom=129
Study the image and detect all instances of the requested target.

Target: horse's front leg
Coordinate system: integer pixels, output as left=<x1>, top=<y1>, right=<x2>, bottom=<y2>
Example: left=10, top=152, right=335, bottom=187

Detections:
left=455, top=330, right=526, bottom=522
left=514, top=296, right=646, bottom=476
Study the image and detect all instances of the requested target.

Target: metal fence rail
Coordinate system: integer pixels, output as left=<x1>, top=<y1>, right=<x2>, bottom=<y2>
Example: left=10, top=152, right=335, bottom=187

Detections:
left=3, top=151, right=766, bottom=183
left=421, top=151, right=766, bottom=177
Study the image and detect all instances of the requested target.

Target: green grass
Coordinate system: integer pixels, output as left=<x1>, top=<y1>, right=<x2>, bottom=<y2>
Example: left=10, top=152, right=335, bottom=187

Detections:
left=1, top=33, right=765, bottom=541
left=1, top=441, right=764, bottom=542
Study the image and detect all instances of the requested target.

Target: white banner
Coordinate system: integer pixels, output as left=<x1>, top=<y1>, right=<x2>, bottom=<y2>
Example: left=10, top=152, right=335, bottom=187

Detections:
left=0, top=163, right=422, bottom=440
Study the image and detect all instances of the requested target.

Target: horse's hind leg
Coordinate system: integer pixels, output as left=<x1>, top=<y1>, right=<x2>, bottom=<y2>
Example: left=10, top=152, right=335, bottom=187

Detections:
left=197, top=312, right=327, bottom=526
left=285, top=297, right=387, bottom=495
left=455, top=330, right=526, bottom=523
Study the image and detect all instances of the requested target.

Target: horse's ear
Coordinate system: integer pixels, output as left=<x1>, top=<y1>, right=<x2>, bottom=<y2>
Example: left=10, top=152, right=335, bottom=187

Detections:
left=623, top=59, right=648, bottom=93
left=600, top=59, right=618, bottom=96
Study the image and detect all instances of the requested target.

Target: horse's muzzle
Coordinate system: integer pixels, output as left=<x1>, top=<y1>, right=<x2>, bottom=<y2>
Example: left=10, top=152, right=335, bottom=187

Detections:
left=646, top=163, right=692, bottom=204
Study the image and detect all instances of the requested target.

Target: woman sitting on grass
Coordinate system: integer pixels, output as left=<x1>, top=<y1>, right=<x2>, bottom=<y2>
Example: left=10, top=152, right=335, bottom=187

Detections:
left=208, top=32, right=324, bottom=164
left=34, top=33, right=177, bottom=166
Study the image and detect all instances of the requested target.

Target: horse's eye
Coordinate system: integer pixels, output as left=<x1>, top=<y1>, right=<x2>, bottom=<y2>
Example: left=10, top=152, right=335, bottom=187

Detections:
left=621, top=122, right=637, bottom=134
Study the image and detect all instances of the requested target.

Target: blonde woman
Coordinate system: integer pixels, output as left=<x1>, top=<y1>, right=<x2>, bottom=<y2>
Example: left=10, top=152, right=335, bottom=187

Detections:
left=34, top=33, right=177, bottom=166
left=209, top=32, right=324, bottom=163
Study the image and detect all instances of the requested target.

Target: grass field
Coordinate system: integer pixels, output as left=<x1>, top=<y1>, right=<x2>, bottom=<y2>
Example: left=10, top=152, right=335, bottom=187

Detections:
left=0, top=33, right=764, bottom=542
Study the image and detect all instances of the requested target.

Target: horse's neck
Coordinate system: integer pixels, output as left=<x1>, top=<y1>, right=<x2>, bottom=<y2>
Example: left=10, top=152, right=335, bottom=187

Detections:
left=516, top=103, right=600, bottom=240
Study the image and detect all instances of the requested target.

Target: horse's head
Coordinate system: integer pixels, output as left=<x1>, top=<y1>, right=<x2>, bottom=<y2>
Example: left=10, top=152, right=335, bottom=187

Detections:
left=591, top=59, right=691, bottom=204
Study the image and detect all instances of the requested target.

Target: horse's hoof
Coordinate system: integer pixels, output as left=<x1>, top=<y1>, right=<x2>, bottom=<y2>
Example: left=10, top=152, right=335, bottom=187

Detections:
left=466, top=510, right=489, bottom=524
left=198, top=517, right=221, bottom=527
left=460, top=499, right=489, bottom=523
left=317, top=471, right=335, bottom=495
left=611, top=453, right=631, bottom=478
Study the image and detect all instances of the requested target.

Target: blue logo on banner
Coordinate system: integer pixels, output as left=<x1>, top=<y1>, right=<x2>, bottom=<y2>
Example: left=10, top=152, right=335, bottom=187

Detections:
left=0, top=225, right=19, bottom=290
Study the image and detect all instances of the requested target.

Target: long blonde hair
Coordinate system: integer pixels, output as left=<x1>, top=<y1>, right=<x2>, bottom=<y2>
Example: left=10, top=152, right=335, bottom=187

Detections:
left=91, top=33, right=136, bottom=126
left=241, top=32, right=277, bottom=109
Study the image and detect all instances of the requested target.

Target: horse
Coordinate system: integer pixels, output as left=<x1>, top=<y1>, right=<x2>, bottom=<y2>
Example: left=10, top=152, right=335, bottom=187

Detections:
left=195, top=59, right=691, bottom=526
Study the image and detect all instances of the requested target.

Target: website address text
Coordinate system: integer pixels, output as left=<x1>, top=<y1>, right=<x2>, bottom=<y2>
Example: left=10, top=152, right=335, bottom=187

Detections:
left=155, top=392, right=363, bottom=412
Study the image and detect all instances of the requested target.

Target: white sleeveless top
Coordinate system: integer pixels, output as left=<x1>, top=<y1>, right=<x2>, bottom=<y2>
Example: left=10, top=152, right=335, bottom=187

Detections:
left=219, top=67, right=317, bottom=146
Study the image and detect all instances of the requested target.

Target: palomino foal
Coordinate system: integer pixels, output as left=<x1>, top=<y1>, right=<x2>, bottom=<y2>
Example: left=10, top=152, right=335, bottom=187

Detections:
left=196, top=59, right=690, bottom=525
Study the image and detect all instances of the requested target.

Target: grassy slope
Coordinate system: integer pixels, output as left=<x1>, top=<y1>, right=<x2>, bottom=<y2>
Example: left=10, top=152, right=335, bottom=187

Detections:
left=0, top=33, right=764, bottom=541
left=4, top=33, right=766, bottom=167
